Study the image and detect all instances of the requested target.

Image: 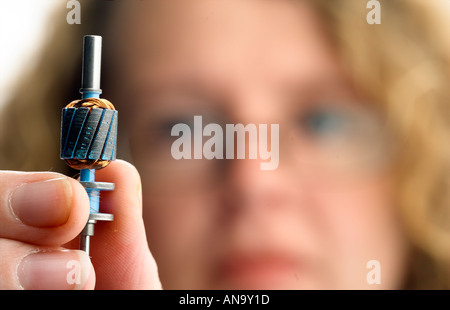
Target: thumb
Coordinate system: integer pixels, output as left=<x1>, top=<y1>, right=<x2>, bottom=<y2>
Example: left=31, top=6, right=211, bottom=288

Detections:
left=88, top=159, right=162, bottom=289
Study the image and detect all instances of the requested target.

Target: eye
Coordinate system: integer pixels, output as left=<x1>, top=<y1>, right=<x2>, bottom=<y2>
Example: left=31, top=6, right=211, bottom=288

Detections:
left=157, top=118, right=193, bottom=134
left=148, top=117, right=195, bottom=143
left=300, top=107, right=352, bottom=139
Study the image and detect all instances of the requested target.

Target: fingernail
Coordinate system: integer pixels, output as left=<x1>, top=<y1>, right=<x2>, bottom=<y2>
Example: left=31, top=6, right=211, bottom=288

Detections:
left=18, top=250, right=92, bottom=290
left=10, top=178, right=72, bottom=227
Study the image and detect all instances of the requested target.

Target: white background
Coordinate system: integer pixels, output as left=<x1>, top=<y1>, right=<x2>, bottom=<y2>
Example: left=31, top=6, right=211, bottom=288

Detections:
left=0, top=0, right=58, bottom=109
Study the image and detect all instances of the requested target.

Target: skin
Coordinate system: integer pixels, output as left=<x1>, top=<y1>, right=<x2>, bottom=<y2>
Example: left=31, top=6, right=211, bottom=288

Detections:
left=0, top=0, right=408, bottom=289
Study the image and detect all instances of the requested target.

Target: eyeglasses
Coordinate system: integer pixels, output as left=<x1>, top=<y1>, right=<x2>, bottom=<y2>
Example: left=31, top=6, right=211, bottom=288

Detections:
left=287, top=104, right=393, bottom=178
left=129, top=102, right=393, bottom=183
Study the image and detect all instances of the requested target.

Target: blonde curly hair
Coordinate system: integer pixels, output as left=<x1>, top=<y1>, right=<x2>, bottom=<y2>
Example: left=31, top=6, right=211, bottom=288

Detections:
left=312, top=0, right=450, bottom=288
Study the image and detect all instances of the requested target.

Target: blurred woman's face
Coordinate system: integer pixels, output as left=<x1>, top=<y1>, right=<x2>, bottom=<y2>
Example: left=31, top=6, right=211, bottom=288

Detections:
left=115, top=0, right=409, bottom=289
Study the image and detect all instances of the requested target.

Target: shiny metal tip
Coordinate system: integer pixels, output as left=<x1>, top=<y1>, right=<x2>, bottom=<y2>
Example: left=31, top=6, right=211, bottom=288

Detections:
left=81, top=35, right=102, bottom=93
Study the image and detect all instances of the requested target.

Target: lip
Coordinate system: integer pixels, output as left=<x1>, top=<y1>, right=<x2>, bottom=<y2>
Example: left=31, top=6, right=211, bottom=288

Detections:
left=215, top=251, right=303, bottom=289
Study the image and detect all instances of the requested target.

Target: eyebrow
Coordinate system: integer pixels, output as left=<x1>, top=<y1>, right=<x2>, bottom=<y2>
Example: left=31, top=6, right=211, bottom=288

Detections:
left=127, top=67, right=360, bottom=112
left=128, top=75, right=229, bottom=108
left=278, top=73, right=360, bottom=107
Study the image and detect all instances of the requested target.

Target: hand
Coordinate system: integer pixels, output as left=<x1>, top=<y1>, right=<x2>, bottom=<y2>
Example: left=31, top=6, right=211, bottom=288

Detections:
left=0, top=160, right=161, bottom=289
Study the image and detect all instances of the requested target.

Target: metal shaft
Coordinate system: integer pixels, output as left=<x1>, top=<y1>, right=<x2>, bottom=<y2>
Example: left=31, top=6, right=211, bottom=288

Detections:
left=81, top=35, right=102, bottom=94
left=80, top=219, right=96, bottom=256
left=80, top=234, right=91, bottom=256
left=79, top=35, right=102, bottom=256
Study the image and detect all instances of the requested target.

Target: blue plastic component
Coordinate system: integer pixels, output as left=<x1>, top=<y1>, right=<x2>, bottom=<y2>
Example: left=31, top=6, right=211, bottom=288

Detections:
left=82, top=91, right=101, bottom=99
left=80, top=169, right=100, bottom=213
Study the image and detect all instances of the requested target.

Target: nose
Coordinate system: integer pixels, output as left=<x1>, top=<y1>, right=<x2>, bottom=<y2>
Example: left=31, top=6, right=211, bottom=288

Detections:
left=220, top=146, right=290, bottom=218
left=216, top=92, right=295, bottom=222
left=214, top=149, right=300, bottom=253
